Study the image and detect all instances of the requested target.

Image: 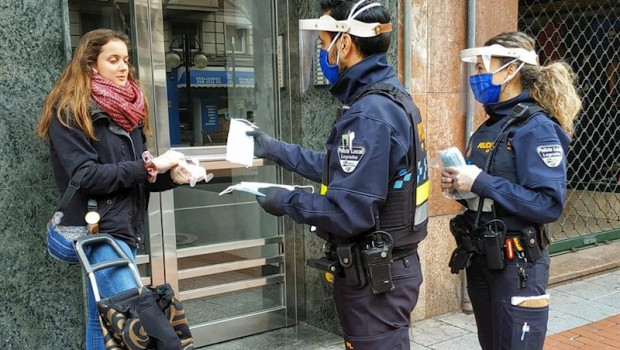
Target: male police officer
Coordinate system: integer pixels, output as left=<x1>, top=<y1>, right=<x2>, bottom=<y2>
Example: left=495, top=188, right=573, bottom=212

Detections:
left=247, top=1, right=428, bottom=348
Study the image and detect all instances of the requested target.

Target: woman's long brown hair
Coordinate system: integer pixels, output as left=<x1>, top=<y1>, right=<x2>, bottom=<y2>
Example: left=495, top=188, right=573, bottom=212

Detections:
left=38, top=28, right=150, bottom=140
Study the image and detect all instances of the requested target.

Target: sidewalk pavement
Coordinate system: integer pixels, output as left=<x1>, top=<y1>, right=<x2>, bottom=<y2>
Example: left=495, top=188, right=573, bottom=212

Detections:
left=410, top=268, right=620, bottom=349
left=204, top=268, right=620, bottom=349
left=544, top=313, right=620, bottom=349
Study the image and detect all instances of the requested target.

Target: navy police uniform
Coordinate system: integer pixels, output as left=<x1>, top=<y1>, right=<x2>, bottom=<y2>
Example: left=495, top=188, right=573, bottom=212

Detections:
left=259, top=53, right=428, bottom=349
left=453, top=91, right=569, bottom=350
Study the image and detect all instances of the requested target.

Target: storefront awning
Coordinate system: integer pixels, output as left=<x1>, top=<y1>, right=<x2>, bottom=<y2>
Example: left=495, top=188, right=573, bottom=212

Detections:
left=177, top=67, right=254, bottom=88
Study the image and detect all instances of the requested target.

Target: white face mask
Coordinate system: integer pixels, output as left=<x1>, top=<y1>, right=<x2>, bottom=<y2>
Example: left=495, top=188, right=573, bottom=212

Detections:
left=225, top=118, right=258, bottom=168
left=218, top=182, right=315, bottom=197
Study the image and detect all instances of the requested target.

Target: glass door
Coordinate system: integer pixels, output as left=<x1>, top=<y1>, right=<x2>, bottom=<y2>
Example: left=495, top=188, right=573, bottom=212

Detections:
left=147, top=0, right=291, bottom=346
left=67, top=0, right=164, bottom=287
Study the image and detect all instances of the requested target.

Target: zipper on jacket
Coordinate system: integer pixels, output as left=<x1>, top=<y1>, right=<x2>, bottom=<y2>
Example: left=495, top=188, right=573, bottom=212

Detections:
left=107, top=122, right=146, bottom=245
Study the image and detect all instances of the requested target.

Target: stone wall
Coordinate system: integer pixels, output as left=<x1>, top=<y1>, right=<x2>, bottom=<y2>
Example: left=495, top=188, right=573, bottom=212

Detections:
left=407, top=0, right=519, bottom=320
left=0, top=0, right=86, bottom=349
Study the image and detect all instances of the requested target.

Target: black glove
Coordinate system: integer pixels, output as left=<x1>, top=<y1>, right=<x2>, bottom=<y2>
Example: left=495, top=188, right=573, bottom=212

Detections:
left=255, top=187, right=288, bottom=217
left=246, top=130, right=275, bottom=158
left=448, top=247, right=473, bottom=274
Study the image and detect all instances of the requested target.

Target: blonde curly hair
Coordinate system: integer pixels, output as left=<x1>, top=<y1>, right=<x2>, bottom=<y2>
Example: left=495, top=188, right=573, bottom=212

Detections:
left=486, top=31, right=582, bottom=136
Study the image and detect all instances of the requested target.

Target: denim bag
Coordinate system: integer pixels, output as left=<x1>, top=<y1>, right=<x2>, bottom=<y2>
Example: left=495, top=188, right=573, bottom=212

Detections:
left=46, top=161, right=96, bottom=264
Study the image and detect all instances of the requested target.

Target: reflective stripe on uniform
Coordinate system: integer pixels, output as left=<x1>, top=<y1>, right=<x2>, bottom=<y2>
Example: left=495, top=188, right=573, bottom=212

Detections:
left=322, top=182, right=427, bottom=225
left=320, top=184, right=328, bottom=195
left=416, top=180, right=430, bottom=206
left=415, top=201, right=428, bottom=225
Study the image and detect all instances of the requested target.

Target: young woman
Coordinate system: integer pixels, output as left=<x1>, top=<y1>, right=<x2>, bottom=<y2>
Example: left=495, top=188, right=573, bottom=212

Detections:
left=441, top=31, right=581, bottom=349
left=38, top=28, right=203, bottom=349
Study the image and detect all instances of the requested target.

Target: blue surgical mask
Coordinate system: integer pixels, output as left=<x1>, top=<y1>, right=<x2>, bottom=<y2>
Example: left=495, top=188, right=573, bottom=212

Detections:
left=319, top=49, right=340, bottom=85
left=469, top=59, right=523, bottom=105
left=469, top=73, right=501, bottom=105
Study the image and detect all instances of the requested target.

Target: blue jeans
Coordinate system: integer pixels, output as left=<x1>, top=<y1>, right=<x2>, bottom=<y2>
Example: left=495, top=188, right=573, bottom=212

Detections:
left=85, top=238, right=140, bottom=350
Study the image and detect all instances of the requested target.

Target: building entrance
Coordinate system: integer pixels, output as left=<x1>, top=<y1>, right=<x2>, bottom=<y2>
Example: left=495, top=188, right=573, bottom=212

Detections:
left=68, top=0, right=296, bottom=346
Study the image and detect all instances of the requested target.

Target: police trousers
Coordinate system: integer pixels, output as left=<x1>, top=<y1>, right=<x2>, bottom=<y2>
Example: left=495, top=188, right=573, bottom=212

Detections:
left=467, top=250, right=550, bottom=350
left=333, top=252, right=422, bottom=350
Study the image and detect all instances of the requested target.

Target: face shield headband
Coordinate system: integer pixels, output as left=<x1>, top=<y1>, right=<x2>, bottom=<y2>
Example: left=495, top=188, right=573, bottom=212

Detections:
left=459, top=44, right=539, bottom=71
left=459, top=44, right=538, bottom=105
left=298, top=0, right=393, bottom=92
left=299, top=2, right=393, bottom=39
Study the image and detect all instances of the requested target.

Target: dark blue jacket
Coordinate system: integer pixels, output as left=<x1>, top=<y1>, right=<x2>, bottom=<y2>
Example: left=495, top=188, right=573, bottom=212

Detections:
left=465, top=91, right=570, bottom=226
left=262, top=54, right=420, bottom=240
left=48, top=103, right=177, bottom=247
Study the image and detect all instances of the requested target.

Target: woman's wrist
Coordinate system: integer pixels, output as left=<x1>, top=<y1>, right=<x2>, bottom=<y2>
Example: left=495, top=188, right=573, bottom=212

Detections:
left=142, top=151, right=158, bottom=183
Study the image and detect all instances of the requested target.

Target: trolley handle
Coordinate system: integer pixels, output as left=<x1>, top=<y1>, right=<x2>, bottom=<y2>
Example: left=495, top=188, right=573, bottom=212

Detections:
left=75, top=234, right=132, bottom=273
left=75, top=234, right=144, bottom=302
left=90, top=258, right=131, bottom=272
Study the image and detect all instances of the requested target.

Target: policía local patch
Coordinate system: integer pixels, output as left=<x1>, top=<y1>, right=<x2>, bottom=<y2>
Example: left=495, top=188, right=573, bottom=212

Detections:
left=337, top=131, right=366, bottom=173
left=537, top=144, right=563, bottom=167
left=338, top=144, right=366, bottom=173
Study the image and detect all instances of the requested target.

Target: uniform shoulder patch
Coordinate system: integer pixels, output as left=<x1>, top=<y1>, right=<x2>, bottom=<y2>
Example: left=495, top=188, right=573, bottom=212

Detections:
left=337, top=131, right=365, bottom=173
left=536, top=144, right=563, bottom=167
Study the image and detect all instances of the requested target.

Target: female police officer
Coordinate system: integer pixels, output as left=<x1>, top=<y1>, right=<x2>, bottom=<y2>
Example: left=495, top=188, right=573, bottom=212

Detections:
left=441, top=31, right=581, bottom=349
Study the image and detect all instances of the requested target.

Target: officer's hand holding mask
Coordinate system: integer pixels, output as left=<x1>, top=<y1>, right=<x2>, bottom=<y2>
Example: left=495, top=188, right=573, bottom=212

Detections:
left=256, top=187, right=288, bottom=216
left=443, top=165, right=482, bottom=192
left=246, top=130, right=275, bottom=158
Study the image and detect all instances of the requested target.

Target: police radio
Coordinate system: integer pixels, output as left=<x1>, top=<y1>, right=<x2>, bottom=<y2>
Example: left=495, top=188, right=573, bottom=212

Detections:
left=362, top=231, right=395, bottom=294
left=510, top=103, right=530, bottom=119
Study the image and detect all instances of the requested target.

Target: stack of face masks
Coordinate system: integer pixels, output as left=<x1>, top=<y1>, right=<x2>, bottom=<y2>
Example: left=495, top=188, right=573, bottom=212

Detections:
left=439, top=147, right=467, bottom=168
left=218, top=182, right=315, bottom=197
left=226, top=118, right=258, bottom=168
left=439, top=147, right=476, bottom=200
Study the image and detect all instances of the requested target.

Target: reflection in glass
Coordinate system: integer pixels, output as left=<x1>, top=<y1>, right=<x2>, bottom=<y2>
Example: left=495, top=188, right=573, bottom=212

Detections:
left=162, top=0, right=283, bottom=329
left=68, top=0, right=133, bottom=62
left=163, top=0, right=275, bottom=148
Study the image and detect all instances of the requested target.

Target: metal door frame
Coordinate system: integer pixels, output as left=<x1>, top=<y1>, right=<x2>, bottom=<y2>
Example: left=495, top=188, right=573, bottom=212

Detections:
left=131, top=0, right=299, bottom=346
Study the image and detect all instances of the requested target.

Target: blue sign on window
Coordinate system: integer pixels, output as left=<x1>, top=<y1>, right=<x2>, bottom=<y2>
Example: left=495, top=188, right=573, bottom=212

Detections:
left=178, top=67, right=254, bottom=88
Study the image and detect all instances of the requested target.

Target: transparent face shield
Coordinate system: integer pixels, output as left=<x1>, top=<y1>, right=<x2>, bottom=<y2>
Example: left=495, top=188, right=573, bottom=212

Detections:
left=458, top=44, right=539, bottom=110
left=299, top=29, right=320, bottom=95
left=297, top=0, right=393, bottom=94
left=459, top=59, right=476, bottom=114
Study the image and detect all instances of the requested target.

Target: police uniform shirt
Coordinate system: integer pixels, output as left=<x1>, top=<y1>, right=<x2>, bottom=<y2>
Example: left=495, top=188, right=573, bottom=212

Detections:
left=465, top=90, right=570, bottom=225
left=260, top=54, right=427, bottom=243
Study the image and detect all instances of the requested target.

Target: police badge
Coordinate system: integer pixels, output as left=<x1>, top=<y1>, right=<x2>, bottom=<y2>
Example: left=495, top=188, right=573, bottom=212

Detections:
left=338, top=131, right=365, bottom=173
left=536, top=144, right=563, bottom=167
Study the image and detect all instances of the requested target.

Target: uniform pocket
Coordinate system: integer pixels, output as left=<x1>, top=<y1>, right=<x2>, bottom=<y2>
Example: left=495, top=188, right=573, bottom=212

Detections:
left=391, top=253, right=421, bottom=281
left=500, top=301, right=549, bottom=350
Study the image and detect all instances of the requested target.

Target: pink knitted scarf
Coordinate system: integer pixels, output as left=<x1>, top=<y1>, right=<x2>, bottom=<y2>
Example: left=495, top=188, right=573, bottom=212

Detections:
left=91, top=73, right=146, bottom=131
